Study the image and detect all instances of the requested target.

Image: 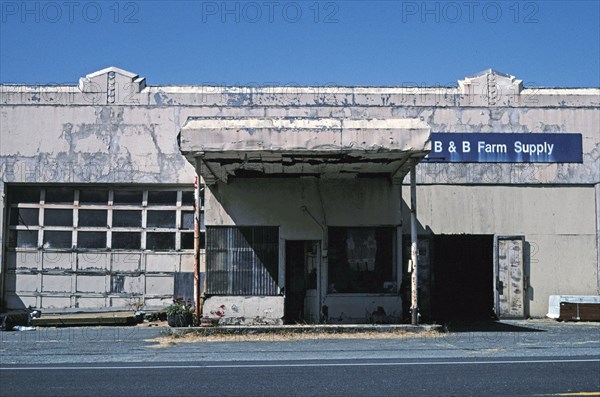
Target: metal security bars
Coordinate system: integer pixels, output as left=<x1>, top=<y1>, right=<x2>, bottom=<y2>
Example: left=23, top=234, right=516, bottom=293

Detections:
left=7, top=186, right=203, bottom=251
left=206, top=226, right=279, bottom=295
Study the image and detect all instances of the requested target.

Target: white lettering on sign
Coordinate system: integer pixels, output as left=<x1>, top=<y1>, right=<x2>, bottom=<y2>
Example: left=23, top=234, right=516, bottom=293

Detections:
left=514, top=141, right=554, bottom=156
left=427, top=133, right=581, bottom=163
left=477, top=141, right=507, bottom=153
left=432, top=139, right=557, bottom=157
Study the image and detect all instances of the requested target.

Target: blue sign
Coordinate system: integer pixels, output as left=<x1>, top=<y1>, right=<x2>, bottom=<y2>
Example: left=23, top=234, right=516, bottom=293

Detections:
left=427, top=133, right=583, bottom=163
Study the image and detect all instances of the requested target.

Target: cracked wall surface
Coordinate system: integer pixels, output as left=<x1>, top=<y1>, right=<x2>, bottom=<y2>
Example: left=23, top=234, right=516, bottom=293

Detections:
left=0, top=67, right=599, bottom=316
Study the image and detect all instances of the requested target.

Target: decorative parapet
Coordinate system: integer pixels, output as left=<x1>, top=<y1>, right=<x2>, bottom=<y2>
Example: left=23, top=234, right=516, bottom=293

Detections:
left=78, top=66, right=146, bottom=104
left=458, top=69, right=523, bottom=106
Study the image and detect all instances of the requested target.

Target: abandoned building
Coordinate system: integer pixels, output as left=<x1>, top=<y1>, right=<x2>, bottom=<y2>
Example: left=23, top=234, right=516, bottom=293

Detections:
left=0, top=67, right=598, bottom=324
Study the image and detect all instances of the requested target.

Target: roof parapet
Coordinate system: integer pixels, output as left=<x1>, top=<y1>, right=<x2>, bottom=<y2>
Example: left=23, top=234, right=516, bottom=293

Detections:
left=78, top=66, right=146, bottom=104
left=458, top=69, right=523, bottom=105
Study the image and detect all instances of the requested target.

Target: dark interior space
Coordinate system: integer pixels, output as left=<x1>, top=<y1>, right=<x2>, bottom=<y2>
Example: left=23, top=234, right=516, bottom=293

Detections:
left=285, top=241, right=306, bottom=324
left=328, top=227, right=394, bottom=293
left=431, top=235, right=494, bottom=322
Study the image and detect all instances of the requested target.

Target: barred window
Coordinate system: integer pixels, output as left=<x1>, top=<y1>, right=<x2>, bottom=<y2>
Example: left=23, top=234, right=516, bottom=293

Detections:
left=206, top=226, right=279, bottom=295
left=7, top=187, right=203, bottom=251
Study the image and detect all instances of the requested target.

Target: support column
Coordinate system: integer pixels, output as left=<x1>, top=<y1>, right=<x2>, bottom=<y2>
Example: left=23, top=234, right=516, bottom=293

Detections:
left=394, top=183, right=404, bottom=321
left=193, top=175, right=201, bottom=323
left=410, top=164, right=419, bottom=325
left=0, top=182, right=5, bottom=308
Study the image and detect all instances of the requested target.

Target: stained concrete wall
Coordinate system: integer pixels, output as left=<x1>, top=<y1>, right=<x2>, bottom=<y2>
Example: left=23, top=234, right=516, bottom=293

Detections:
left=206, top=178, right=402, bottom=232
left=4, top=250, right=194, bottom=310
left=202, top=177, right=403, bottom=324
left=1, top=67, right=599, bottom=317
left=402, top=185, right=598, bottom=317
left=0, top=68, right=200, bottom=310
left=203, top=296, right=285, bottom=325
left=414, top=106, right=599, bottom=185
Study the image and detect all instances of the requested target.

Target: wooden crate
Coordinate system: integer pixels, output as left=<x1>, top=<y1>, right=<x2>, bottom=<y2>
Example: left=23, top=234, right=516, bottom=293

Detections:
left=558, top=302, right=600, bottom=321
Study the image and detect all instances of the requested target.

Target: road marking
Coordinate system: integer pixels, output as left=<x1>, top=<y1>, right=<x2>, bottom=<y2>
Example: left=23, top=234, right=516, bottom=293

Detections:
left=554, top=393, right=600, bottom=396
left=1, top=358, right=599, bottom=371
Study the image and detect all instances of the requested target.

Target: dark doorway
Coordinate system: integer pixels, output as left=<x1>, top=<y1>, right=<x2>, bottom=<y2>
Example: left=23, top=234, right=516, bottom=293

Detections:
left=285, top=241, right=307, bottom=324
left=284, top=240, right=319, bottom=324
left=431, top=235, right=494, bottom=322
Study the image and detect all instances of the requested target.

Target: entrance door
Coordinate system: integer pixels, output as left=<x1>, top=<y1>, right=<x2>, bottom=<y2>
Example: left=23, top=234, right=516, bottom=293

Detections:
left=494, top=236, right=526, bottom=319
left=284, top=241, right=320, bottom=324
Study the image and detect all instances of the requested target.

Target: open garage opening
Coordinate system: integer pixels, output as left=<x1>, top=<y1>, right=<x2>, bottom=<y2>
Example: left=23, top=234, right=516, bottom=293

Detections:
left=431, top=234, right=495, bottom=322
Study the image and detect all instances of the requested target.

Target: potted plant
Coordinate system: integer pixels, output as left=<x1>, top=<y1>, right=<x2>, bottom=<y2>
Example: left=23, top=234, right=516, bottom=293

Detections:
left=166, top=297, right=194, bottom=327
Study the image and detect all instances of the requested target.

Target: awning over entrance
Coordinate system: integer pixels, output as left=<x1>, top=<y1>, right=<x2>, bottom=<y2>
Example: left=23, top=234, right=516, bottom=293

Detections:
left=179, top=117, right=431, bottom=184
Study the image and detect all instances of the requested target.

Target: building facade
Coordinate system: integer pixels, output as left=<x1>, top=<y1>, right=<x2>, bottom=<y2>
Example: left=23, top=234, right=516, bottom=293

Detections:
left=1, top=67, right=598, bottom=323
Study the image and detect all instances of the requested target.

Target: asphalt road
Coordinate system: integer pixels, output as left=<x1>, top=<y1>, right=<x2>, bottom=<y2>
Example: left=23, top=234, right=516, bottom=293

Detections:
left=1, top=357, right=599, bottom=397
left=1, top=320, right=599, bottom=396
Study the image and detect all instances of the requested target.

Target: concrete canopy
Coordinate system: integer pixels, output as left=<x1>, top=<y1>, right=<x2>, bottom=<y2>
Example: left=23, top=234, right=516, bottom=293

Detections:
left=179, top=117, right=431, bottom=184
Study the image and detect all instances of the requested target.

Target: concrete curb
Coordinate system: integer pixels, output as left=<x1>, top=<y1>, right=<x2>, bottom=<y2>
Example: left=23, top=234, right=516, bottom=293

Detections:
left=32, top=312, right=138, bottom=327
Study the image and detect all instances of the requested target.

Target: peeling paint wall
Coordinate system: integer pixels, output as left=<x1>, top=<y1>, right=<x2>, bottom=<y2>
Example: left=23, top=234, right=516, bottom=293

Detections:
left=0, top=106, right=195, bottom=184
left=415, top=107, right=599, bottom=185
left=1, top=67, right=599, bottom=318
left=0, top=68, right=200, bottom=311
left=4, top=251, right=193, bottom=310
left=203, top=296, right=284, bottom=325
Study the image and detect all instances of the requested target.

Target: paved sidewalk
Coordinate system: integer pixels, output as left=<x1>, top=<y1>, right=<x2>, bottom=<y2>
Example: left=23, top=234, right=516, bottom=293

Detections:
left=0, top=319, right=598, bottom=366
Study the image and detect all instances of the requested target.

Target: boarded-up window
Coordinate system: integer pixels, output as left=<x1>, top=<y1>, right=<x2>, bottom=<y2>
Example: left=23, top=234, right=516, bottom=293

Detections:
left=206, top=226, right=279, bottom=295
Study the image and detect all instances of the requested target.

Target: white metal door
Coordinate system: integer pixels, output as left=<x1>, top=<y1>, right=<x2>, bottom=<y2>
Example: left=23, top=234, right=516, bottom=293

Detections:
left=494, top=236, right=526, bottom=318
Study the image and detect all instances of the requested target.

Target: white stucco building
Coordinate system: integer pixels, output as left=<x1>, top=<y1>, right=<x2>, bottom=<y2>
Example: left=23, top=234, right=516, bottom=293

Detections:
left=1, top=67, right=598, bottom=324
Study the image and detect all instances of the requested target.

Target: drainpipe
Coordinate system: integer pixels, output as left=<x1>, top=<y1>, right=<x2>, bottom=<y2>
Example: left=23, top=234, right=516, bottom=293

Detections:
left=410, top=163, right=419, bottom=325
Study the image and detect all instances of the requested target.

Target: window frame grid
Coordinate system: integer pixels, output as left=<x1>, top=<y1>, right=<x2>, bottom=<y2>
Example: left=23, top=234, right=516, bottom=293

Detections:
left=7, top=187, right=202, bottom=252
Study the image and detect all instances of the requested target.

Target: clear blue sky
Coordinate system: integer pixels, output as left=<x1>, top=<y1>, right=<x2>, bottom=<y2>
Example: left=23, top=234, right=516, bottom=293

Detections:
left=1, top=1, right=599, bottom=87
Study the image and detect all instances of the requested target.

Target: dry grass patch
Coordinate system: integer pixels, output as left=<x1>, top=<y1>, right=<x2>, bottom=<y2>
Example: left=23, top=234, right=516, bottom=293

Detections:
left=146, top=328, right=445, bottom=346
